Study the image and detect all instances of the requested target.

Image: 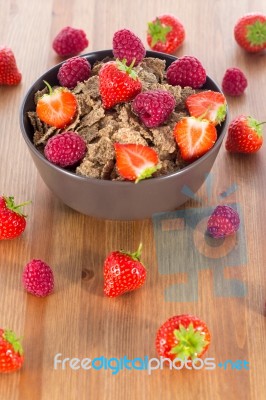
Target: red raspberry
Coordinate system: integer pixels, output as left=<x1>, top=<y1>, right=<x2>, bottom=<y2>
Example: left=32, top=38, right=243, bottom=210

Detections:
left=57, top=56, right=91, bottom=89
left=52, top=26, right=89, bottom=57
left=222, top=67, right=248, bottom=96
left=22, top=259, right=54, bottom=297
left=132, top=90, right=176, bottom=128
left=207, top=205, right=240, bottom=239
left=113, top=29, right=146, bottom=66
left=166, top=55, right=206, bottom=88
left=44, top=131, right=87, bottom=167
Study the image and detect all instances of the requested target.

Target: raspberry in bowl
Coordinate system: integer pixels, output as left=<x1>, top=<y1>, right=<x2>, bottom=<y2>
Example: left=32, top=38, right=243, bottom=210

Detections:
left=20, top=50, right=228, bottom=220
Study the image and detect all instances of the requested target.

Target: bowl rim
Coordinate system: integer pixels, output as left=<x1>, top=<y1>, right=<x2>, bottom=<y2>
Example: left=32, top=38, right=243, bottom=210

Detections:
left=19, top=49, right=228, bottom=187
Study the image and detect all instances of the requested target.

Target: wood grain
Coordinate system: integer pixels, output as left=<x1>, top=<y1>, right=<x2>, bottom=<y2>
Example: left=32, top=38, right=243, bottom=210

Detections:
left=1, top=0, right=266, bottom=399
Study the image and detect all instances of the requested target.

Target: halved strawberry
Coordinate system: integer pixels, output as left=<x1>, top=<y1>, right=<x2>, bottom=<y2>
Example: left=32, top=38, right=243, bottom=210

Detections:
left=114, top=143, right=161, bottom=183
left=36, top=81, right=77, bottom=129
left=186, top=90, right=227, bottom=126
left=174, top=116, right=217, bottom=162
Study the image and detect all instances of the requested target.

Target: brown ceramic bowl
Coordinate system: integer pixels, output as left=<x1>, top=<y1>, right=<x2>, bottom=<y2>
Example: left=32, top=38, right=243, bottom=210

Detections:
left=20, top=50, right=228, bottom=220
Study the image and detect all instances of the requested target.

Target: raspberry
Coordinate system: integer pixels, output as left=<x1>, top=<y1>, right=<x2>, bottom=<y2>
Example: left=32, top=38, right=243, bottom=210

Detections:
left=166, top=55, right=206, bottom=88
left=222, top=67, right=248, bottom=96
left=132, top=90, right=176, bottom=128
left=57, top=56, right=91, bottom=89
left=22, top=259, right=54, bottom=297
left=52, top=26, right=89, bottom=57
left=207, top=205, right=240, bottom=239
left=44, top=131, right=87, bottom=167
left=113, top=29, right=146, bottom=66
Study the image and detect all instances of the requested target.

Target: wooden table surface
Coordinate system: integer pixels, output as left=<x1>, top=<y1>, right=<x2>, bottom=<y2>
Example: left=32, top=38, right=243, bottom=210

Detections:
left=1, top=0, right=266, bottom=399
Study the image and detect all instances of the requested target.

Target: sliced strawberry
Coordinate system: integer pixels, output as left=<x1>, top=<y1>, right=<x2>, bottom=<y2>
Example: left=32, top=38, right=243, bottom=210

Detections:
left=186, top=90, right=227, bottom=126
left=114, top=143, right=161, bottom=183
left=174, top=116, right=217, bottom=162
left=36, top=81, right=77, bottom=129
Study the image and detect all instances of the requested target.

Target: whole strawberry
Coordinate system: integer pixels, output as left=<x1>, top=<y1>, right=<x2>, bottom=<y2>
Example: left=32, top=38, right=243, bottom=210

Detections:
left=147, top=14, right=185, bottom=54
left=234, top=13, right=266, bottom=53
left=22, top=259, right=54, bottom=297
left=0, top=329, right=24, bottom=373
left=132, top=90, right=176, bottom=128
left=0, top=196, right=30, bottom=240
left=166, top=55, right=206, bottom=88
left=225, top=115, right=264, bottom=153
left=113, top=29, right=146, bottom=66
left=155, top=315, right=210, bottom=362
left=207, top=205, right=240, bottom=239
left=99, top=59, right=142, bottom=109
left=44, top=131, right=87, bottom=167
left=104, top=243, right=146, bottom=297
left=0, top=46, right=22, bottom=85
left=52, top=26, right=89, bottom=57
left=57, top=56, right=91, bottom=89
left=222, top=67, right=248, bottom=96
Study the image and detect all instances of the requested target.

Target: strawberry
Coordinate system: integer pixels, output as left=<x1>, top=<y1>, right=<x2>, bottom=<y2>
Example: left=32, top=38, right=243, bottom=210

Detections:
left=0, top=196, right=30, bottom=240
left=147, top=15, right=185, bottom=54
left=155, top=314, right=211, bottom=362
left=104, top=243, right=146, bottom=298
left=185, top=90, right=227, bottom=126
left=99, top=59, right=142, bottom=109
left=114, top=143, right=161, bottom=183
left=36, top=81, right=77, bottom=129
left=0, top=46, right=22, bottom=86
left=0, top=329, right=24, bottom=373
left=174, top=117, right=217, bottom=162
left=225, top=115, right=264, bottom=153
left=234, top=13, right=266, bottom=53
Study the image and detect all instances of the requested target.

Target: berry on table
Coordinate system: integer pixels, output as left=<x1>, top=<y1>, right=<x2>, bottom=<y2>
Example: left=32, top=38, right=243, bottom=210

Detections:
left=112, top=29, right=146, bottom=66
left=104, top=243, right=147, bottom=297
left=166, top=55, right=206, bottom=88
left=222, top=67, right=248, bottom=96
left=0, top=329, right=24, bottom=373
left=147, top=14, right=185, bottom=54
left=132, top=89, right=176, bottom=128
left=0, top=46, right=22, bottom=86
left=207, top=205, right=240, bottom=238
left=0, top=196, right=30, bottom=240
left=225, top=115, right=264, bottom=153
left=52, top=26, right=89, bottom=57
left=234, top=13, right=266, bottom=53
left=44, top=131, right=87, bottom=167
left=22, top=259, right=54, bottom=297
left=155, top=314, right=211, bottom=362
left=57, top=56, right=91, bottom=89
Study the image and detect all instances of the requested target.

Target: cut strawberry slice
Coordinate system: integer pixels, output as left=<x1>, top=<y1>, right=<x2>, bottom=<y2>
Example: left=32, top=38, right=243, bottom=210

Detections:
left=174, top=116, right=217, bottom=162
left=114, top=143, right=161, bottom=183
left=186, top=90, right=227, bottom=126
left=36, top=81, right=77, bottom=129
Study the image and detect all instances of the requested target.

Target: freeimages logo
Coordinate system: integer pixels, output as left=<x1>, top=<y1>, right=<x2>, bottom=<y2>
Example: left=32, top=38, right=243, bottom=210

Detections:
left=53, top=354, right=249, bottom=375
left=152, top=174, right=247, bottom=301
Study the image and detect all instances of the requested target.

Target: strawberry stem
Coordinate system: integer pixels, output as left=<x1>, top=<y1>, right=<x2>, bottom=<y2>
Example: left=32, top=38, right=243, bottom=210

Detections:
left=121, top=243, right=143, bottom=261
left=3, top=330, right=23, bottom=356
left=116, top=59, right=138, bottom=80
left=169, top=323, right=209, bottom=360
left=43, top=80, right=53, bottom=95
left=3, top=196, right=31, bottom=217
left=148, top=18, right=172, bottom=47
